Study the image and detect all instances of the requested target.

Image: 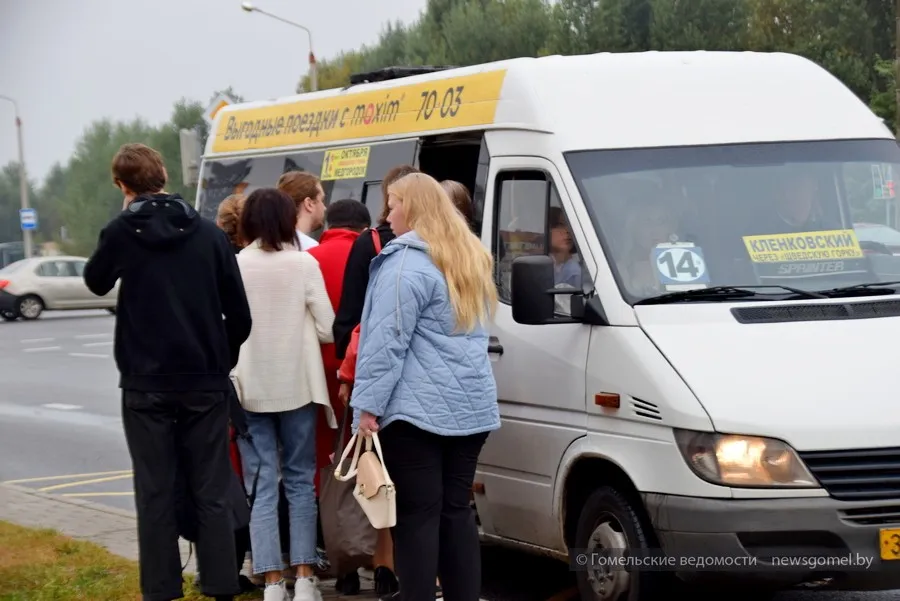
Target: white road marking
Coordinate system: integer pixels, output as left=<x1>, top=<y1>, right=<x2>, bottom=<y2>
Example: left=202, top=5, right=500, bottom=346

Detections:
left=75, top=333, right=111, bottom=340
left=82, top=341, right=113, bottom=348
left=21, top=337, right=54, bottom=344
left=23, top=346, right=61, bottom=353
left=69, top=352, right=109, bottom=358
left=3, top=469, right=131, bottom=485
left=41, top=403, right=83, bottom=411
left=61, top=492, right=134, bottom=497
left=38, top=473, right=133, bottom=492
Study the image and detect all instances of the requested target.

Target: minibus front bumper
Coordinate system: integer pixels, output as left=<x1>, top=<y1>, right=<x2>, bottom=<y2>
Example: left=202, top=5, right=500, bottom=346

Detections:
left=643, top=492, right=900, bottom=590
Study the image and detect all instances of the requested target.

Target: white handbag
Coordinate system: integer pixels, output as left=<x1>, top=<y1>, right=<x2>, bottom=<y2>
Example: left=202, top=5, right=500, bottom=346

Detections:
left=334, top=431, right=397, bottom=529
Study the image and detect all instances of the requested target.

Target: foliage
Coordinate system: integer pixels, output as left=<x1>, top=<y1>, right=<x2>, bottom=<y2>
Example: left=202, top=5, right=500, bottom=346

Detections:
left=301, top=0, right=897, bottom=118
left=0, top=520, right=260, bottom=600
left=0, top=89, right=239, bottom=257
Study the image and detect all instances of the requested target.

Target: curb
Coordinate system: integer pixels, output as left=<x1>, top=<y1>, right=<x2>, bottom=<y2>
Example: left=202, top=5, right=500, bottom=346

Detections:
left=2, top=482, right=498, bottom=601
left=0, top=482, right=137, bottom=520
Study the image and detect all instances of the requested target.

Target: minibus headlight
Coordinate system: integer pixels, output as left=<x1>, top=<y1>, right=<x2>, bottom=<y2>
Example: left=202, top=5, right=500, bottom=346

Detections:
left=673, top=429, right=819, bottom=487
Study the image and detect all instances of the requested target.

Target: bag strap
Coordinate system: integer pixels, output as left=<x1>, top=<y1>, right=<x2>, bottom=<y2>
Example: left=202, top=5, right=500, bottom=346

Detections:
left=370, top=228, right=382, bottom=254
left=334, top=430, right=365, bottom=481
left=369, top=432, right=394, bottom=487
left=226, top=378, right=261, bottom=509
left=331, top=404, right=353, bottom=460
left=333, top=430, right=393, bottom=487
left=231, top=427, right=262, bottom=509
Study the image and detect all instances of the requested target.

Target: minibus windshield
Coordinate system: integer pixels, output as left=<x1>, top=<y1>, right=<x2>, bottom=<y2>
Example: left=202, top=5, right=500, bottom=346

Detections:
left=565, top=139, right=900, bottom=304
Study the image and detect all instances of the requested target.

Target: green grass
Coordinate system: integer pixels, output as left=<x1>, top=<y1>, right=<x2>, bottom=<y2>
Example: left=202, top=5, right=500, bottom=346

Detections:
left=0, top=520, right=261, bottom=600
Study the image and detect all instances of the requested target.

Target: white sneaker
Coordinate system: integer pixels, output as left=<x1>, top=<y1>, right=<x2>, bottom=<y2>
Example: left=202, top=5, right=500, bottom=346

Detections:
left=263, top=579, right=289, bottom=601
left=292, top=576, right=323, bottom=601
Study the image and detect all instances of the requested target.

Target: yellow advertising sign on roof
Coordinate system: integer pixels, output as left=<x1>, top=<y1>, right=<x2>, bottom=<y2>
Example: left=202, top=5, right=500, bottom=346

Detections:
left=211, top=69, right=507, bottom=153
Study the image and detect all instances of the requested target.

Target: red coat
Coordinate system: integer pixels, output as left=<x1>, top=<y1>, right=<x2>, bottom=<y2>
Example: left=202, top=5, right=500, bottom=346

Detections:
left=307, top=228, right=361, bottom=494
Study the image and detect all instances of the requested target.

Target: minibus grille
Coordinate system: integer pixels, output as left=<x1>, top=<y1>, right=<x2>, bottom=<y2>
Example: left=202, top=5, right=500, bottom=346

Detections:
left=731, top=300, right=900, bottom=324
left=798, top=447, right=900, bottom=501
left=840, top=504, right=900, bottom=526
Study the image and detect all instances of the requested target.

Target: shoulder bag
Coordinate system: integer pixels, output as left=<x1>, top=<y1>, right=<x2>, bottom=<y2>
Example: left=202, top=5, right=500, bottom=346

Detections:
left=333, top=429, right=396, bottom=529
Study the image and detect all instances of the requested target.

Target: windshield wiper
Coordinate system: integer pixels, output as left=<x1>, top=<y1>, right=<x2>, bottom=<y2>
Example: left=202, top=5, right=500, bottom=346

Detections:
left=818, top=281, right=900, bottom=297
left=634, top=285, right=827, bottom=305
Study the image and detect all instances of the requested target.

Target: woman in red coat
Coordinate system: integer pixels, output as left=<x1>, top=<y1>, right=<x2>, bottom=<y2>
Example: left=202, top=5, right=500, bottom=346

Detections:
left=307, top=199, right=371, bottom=593
left=307, top=199, right=373, bottom=491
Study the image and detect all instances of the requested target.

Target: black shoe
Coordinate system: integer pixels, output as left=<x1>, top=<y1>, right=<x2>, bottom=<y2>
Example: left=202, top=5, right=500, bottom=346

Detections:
left=374, top=566, right=399, bottom=596
left=238, top=574, right=257, bottom=592
left=335, top=571, right=361, bottom=595
left=379, top=592, right=400, bottom=601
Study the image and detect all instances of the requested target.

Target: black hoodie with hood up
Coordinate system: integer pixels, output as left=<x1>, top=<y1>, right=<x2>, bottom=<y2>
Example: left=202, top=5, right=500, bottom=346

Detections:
left=83, top=193, right=252, bottom=392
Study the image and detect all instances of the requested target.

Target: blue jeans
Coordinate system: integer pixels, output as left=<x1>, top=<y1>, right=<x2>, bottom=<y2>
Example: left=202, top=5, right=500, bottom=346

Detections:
left=238, top=403, right=318, bottom=574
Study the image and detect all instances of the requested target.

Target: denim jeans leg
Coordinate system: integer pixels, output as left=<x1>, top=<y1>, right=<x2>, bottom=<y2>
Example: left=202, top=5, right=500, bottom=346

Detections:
left=277, top=403, right=319, bottom=567
left=238, top=410, right=284, bottom=575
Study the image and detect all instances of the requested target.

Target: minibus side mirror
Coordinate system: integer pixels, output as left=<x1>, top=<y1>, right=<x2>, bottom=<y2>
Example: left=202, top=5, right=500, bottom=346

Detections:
left=511, top=255, right=590, bottom=325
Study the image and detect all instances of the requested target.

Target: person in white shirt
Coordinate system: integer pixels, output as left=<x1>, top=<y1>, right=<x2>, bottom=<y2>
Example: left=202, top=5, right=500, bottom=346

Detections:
left=233, top=187, right=335, bottom=601
left=276, top=171, right=326, bottom=250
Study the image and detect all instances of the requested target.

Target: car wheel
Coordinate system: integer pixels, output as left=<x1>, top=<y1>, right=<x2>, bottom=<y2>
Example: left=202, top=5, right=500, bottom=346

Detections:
left=1, top=310, right=18, bottom=321
left=573, top=486, right=666, bottom=601
left=17, top=295, right=44, bottom=320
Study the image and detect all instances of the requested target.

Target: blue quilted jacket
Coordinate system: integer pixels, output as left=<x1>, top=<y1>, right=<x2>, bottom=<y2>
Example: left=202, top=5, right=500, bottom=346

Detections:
left=349, top=231, right=500, bottom=437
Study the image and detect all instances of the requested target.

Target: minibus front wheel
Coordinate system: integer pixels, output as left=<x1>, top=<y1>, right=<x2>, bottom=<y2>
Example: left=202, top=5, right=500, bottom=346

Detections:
left=573, top=485, right=665, bottom=601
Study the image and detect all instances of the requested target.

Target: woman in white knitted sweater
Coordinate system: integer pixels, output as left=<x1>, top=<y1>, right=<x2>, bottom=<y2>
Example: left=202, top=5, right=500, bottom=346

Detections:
left=233, top=187, right=335, bottom=601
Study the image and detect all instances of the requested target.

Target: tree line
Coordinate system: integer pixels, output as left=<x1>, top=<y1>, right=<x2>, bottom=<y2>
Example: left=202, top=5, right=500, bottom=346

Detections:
left=301, top=0, right=896, bottom=128
left=0, top=88, right=241, bottom=257
left=0, top=0, right=896, bottom=257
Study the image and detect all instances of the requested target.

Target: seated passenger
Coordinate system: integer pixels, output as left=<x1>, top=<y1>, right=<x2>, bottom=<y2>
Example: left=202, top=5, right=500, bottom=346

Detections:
left=619, top=198, right=679, bottom=297
left=760, top=171, right=824, bottom=234
left=548, top=207, right=582, bottom=289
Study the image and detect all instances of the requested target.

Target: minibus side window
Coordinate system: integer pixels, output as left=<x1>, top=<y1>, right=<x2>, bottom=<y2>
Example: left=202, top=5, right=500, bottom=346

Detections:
left=362, top=181, right=383, bottom=226
left=492, top=170, right=584, bottom=314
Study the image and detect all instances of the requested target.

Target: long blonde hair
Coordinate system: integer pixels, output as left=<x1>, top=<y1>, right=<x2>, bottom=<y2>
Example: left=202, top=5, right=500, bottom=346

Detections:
left=388, top=172, right=497, bottom=332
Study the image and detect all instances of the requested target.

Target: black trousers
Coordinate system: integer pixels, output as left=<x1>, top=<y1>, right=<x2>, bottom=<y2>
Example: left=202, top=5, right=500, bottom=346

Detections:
left=123, top=390, right=240, bottom=601
left=379, top=420, right=489, bottom=601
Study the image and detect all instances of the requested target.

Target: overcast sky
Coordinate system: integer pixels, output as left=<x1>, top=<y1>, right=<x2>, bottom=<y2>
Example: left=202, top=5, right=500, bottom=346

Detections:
left=0, top=0, right=427, bottom=184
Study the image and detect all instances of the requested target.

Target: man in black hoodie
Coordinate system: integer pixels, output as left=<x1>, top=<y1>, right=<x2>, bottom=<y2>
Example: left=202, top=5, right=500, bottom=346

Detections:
left=83, top=143, right=252, bottom=601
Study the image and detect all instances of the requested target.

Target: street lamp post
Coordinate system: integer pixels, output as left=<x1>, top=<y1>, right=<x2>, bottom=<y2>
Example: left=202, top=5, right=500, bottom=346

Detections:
left=0, top=95, right=32, bottom=259
left=241, top=2, right=317, bottom=92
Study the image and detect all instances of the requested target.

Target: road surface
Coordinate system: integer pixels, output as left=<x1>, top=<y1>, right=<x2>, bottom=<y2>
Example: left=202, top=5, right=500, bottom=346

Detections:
left=0, top=311, right=895, bottom=601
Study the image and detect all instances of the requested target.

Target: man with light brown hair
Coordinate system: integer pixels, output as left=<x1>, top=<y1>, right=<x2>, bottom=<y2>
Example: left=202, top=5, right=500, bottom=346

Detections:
left=83, top=142, right=252, bottom=601
left=276, top=171, right=325, bottom=250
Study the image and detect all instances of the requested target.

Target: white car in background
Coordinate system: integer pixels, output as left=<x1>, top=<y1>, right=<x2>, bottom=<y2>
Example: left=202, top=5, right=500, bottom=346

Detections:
left=0, top=256, right=117, bottom=321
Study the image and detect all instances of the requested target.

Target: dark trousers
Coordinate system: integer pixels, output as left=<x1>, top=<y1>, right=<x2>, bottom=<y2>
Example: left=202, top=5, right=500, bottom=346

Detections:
left=123, top=390, right=240, bottom=601
left=379, top=420, right=489, bottom=601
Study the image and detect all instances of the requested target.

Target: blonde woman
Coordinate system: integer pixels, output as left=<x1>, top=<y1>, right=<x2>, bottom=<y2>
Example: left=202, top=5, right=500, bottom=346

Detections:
left=350, top=172, right=499, bottom=601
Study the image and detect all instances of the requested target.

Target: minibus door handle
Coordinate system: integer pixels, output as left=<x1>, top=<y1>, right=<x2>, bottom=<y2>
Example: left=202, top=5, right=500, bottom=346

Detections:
left=488, top=336, right=504, bottom=355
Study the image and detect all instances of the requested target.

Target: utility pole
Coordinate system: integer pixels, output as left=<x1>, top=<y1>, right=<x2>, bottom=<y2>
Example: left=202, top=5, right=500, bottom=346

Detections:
left=894, top=0, right=900, bottom=228
left=0, top=95, right=32, bottom=258
left=241, top=2, right=317, bottom=92
left=896, top=0, right=900, bottom=139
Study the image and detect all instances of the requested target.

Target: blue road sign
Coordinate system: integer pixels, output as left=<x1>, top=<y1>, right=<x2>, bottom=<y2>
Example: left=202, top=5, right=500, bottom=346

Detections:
left=20, top=208, right=37, bottom=231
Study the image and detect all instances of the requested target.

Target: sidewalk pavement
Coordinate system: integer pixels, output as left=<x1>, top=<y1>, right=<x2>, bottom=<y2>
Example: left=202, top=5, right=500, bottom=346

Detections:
left=0, top=482, right=380, bottom=600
